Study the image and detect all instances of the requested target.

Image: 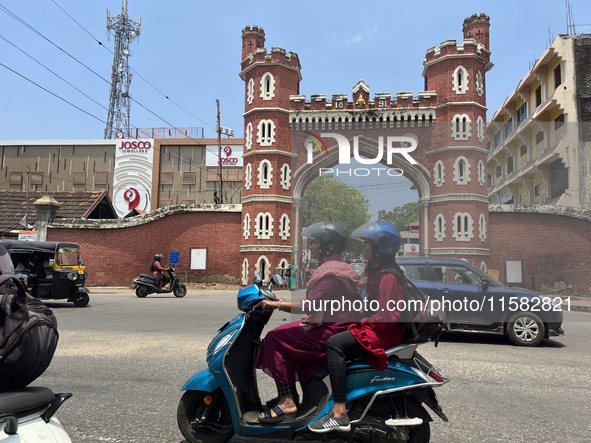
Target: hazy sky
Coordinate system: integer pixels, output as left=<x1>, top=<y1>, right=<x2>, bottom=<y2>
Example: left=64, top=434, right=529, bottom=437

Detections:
left=1, top=0, right=589, bottom=217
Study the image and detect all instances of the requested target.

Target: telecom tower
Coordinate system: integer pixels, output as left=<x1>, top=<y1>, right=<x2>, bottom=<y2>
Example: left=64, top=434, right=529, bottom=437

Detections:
left=104, top=0, right=141, bottom=139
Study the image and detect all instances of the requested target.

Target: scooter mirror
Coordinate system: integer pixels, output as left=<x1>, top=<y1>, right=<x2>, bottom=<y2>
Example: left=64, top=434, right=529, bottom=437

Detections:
left=253, top=273, right=262, bottom=286
left=271, top=274, right=285, bottom=286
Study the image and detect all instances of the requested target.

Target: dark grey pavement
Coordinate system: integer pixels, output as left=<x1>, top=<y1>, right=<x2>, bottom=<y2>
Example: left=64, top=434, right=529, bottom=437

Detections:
left=34, top=287, right=591, bottom=443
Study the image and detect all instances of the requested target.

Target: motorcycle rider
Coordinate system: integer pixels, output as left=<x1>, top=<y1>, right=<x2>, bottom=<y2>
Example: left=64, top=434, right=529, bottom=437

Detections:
left=253, top=221, right=361, bottom=422
left=151, top=254, right=170, bottom=288
left=309, top=222, right=406, bottom=433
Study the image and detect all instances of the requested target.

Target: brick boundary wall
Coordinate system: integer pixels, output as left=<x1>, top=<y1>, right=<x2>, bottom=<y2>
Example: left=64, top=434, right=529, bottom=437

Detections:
left=489, top=204, right=591, bottom=295
left=46, top=204, right=243, bottom=286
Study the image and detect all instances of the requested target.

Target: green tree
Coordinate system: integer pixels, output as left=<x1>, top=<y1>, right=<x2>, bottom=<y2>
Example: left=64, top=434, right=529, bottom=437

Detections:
left=303, top=175, right=371, bottom=257
left=377, top=202, right=419, bottom=231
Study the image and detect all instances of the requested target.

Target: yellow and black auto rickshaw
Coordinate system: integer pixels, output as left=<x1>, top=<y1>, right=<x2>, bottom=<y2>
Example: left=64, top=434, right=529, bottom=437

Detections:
left=0, top=240, right=90, bottom=307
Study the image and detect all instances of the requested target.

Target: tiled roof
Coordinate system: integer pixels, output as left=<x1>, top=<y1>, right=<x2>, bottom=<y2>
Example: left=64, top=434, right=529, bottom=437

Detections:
left=0, top=191, right=115, bottom=234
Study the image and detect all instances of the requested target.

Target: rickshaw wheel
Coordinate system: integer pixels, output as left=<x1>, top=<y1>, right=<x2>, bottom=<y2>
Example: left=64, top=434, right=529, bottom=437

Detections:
left=73, top=292, right=90, bottom=307
left=136, top=287, right=148, bottom=298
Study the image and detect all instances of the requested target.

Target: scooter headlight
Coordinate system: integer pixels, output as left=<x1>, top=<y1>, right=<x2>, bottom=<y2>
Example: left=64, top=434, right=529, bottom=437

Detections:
left=212, top=331, right=234, bottom=355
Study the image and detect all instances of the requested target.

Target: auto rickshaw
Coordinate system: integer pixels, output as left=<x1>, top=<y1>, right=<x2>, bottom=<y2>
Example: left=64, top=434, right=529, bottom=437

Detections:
left=0, top=240, right=90, bottom=307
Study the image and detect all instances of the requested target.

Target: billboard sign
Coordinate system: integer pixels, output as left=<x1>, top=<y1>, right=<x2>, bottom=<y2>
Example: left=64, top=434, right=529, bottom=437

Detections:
left=205, top=144, right=243, bottom=167
left=113, top=138, right=155, bottom=217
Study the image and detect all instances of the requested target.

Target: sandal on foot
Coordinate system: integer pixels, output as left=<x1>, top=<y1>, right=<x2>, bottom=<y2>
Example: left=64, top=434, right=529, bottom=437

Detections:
left=259, top=405, right=297, bottom=423
left=266, top=393, right=299, bottom=408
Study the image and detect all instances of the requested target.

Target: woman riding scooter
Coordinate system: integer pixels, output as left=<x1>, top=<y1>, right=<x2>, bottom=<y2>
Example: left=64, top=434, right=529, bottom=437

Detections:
left=151, top=254, right=170, bottom=288
left=253, top=221, right=362, bottom=422
left=309, top=221, right=406, bottom=433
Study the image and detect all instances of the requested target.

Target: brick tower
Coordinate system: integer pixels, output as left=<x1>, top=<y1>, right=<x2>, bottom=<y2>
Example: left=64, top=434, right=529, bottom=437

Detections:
left=422, top=13, right=493, bottom=266
left=239, top=26, right=301, bottom=283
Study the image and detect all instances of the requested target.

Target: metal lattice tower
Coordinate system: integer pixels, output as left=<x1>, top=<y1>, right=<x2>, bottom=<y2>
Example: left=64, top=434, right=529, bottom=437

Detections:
left=104, top=0, right=141, bottom=139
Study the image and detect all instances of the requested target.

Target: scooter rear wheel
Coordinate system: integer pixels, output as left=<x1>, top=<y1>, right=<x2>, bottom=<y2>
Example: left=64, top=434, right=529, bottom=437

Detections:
left=406, top=402, right=431, bottom=443
left=174, top=286, right=187, bottom=298
left=177, top=390, right=234, bottom=443
left=135, top=287, right=148, bottom=298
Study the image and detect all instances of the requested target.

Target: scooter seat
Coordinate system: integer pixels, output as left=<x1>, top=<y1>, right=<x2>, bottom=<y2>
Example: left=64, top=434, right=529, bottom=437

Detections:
left=139, top=274, right=155, bottom=281
left=0, top=387, right=55, bottom=415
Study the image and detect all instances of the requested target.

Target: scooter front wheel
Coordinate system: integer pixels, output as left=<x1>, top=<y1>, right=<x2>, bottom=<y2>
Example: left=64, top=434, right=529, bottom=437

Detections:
left=135, top=287, right=148, bottom=298
left=177, top=389, right=234, bottom=443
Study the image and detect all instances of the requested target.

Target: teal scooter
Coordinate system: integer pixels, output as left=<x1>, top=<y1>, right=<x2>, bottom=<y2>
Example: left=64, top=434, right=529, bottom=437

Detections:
left=177, top=274, right=448, bottom=443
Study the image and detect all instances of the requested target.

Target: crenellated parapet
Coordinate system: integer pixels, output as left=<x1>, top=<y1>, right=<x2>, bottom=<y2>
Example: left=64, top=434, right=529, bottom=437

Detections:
left=240, top=46, right=301, bottom=79
left=424, top=38, right=492, bottom=68
left=288, top=83, right=438, bottom=112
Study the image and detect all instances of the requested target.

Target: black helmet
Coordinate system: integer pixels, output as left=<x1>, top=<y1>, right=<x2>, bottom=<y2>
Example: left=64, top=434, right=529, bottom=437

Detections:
left=302, top=221, right=350, bottom=255
left=154, top=254, right=163, bottom=261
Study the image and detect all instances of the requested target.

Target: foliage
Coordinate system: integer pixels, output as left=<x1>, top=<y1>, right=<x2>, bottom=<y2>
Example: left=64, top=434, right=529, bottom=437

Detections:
left=377, top=202, right=419, bottom=231
left=303, top=175, right=371, bottom=257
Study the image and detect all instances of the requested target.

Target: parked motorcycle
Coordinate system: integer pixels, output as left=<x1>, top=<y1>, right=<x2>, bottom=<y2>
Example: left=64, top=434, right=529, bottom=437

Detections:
left=132, top=264, right=187, bottom=298
left=177, top=274, right=448, bottom=443
left=0, top=387, right=73, bottom=442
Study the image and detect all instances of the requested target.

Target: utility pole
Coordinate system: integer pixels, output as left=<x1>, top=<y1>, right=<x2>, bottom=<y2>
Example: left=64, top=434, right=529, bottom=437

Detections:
left=25, top=166, right=30, bottom=229
left=104, top=0, right=141, bottom=139
left=216, top=99, right=223, bottom=204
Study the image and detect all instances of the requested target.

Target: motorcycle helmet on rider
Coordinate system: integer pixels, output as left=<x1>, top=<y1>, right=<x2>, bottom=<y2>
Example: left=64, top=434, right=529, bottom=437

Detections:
left=154, top=254, right=163, bottom=261
left=302, top=221, right=350, bottom=257
left=351, top=222, right=401, bottom=265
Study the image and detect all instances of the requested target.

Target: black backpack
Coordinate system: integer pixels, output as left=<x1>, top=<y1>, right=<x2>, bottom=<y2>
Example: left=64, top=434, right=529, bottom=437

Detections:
left=385, top=267, right=450, bottom=346
left=0, top=274, right=59, bottom=391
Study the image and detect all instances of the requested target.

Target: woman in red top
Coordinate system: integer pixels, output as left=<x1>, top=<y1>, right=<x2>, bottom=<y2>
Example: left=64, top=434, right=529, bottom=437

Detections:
left=309, top=222, right=405, bottom=433
left=253, top=221, right=362, bottom=422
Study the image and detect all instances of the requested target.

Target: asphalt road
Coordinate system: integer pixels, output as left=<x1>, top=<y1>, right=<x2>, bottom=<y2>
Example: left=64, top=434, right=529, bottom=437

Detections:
left=35, top=288, right=591, bottom=443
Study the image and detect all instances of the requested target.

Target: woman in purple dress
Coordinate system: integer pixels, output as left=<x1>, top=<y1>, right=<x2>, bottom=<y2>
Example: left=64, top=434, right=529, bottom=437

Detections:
left=253, top=221, right=362, bottom=422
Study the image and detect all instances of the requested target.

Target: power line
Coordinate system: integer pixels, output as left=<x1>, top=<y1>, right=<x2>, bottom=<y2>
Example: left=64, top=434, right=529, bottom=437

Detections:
left=0, top=34, right=108, bottom=113
left=0, top=3, right=222, bottom=163
left=0, top=61, right=219, bottom=180
left=0, top=62, right=106, bottom=125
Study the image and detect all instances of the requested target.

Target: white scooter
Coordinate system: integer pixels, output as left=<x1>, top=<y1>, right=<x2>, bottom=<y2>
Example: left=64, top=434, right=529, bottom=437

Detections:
left=0, top=387, right=72, bottom=442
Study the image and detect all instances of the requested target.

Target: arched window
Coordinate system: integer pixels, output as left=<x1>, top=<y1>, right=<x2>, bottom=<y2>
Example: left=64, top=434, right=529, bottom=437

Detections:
left=244, top=163, right=252, bottom=190
left=260, top=72, right=276, bottom=100
left=281, top=163, right=291, bottom=190
left=453, top=156, right=471, bottom=185
left=257, top=119, right=275, bottom=146
left=479, top=214, right=487, bottom=242
left=477, top=160, right=486, bottom=186
left=242, top=258, right=249, bottom=286
left=451, top=114, right=471, bottom=140
left=279, top=214, right=291, bottom=240
left=434, top=160, right=445, bottom=187
left=453, top=212, right=474, bottom=242
left=452, top=66, right=469, bottom=95
left=477, top=116, right=485, bottom=142
left=257, top=160, right=273, bottom=189
left=255, top=213, right=274, bottom=240
left=476, top=71, right=484, bottom=97
left=255, top=255, right=271, bottom=283
left=434, top=214, right=446, bottom=242
left=243, top=213, right=251, bottom=239
left=247, top=78, right=254, bottom=104
left=245, top=123, right=253, bottom=150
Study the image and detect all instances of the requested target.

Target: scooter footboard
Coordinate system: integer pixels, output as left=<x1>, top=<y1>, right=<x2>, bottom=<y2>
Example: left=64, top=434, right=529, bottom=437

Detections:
left=181, top=370, right=219, bottom=392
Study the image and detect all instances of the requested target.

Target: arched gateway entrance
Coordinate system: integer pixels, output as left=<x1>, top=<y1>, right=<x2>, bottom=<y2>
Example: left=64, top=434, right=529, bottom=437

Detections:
left=239, top=15, right=493, bottom=283
left=290, top=134, right=432, bottom=266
